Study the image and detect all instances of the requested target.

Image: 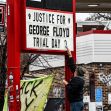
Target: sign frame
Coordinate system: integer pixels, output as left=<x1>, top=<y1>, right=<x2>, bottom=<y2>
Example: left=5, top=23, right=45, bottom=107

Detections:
left=20, top=0, right=76, bottom=55
left=7, top=0, right=76, bottom=111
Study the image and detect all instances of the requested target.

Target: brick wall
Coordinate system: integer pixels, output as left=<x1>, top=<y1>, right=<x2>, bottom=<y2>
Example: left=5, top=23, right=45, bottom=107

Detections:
left=30, top=63, right=111, bottom=110
left=30, top=67, right=65, bottom=98
left=83, top=63, right=111, bottom=110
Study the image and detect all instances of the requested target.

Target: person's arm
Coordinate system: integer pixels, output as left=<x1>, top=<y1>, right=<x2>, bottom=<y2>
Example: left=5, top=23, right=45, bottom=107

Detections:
left=67, top=48, right=72, bottom=58
left=63, top=80, right=68, bottom=85
left=66, top=48, right=76, bottom=73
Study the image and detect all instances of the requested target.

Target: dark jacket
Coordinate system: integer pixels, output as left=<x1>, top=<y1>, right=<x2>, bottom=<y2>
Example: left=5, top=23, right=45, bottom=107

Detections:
left=66, top=76, right=84, bottom=103
left=66, top=57, right=84, bottom=103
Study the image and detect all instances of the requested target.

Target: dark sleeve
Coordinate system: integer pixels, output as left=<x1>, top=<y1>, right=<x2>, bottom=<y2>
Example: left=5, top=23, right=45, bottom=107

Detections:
left=66, top=78, right=84, bottom=94
left=66, top=79, right=78, bottom=92
left=68, top=57, right=76, bottom=73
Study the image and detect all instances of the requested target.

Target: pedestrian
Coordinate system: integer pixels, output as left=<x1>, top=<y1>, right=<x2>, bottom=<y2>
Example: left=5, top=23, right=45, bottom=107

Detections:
left=63, top=48, right=85, bottom=111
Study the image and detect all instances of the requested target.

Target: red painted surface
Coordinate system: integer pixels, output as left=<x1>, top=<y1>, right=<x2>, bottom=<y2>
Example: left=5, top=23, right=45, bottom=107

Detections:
left=73, top=0, right=76, bottom=61
left=65, top=0, right=76, bottom=111
left=21, top=0, right=74, bottom=55
left=20, top=0, right=26, bottom=53
left=7, top=0, right=76, bottom=111
left=65, top=55, right=72, bottom=111
left=7, top=0, right=21, bottom=110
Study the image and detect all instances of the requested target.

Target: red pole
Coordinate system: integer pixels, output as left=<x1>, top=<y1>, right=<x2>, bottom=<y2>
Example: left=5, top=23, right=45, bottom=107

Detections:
left=65, top=56, right=72, bottom=111
left=65, top=0, right=76, bottom=110
left=73, top=0, right=76, bottom=60
left=7, top=0, right=21, bottom=111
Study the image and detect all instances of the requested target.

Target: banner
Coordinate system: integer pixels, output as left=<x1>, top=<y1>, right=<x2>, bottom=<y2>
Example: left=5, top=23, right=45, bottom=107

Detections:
left=3, top=92, right=8, bottom=111
left=21, top=75, right=53, bottom=111
left=3, top=75, right=53, bottom=111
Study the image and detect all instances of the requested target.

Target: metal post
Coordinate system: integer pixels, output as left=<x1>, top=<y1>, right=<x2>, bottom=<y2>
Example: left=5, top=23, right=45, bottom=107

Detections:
left=65, top=0, right=76, bottom=110
left=73, top=0, right=76, bottom=60
left=7, top=0, right=21, bottom=110
left=65, top=55, right=72, bottom=111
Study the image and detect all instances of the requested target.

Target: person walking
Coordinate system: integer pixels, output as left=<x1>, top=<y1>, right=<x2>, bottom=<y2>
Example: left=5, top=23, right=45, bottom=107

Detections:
left=63, top=48, right=85, bottom=111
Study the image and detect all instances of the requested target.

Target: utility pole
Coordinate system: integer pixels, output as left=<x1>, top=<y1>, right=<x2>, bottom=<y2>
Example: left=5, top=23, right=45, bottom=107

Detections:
left=7, top=0, right=21, bottom=110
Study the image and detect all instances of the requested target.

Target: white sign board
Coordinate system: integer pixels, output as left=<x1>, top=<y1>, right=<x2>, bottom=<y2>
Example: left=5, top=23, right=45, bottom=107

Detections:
left=89, top=102, right=96, bottom=111
left=26, top=8, right=74, bottom=51
left=108, top=93, right=111, bottom=104
left=96, top=102, right=103, bottom=111
left=83, top=96, right=90, bottom=103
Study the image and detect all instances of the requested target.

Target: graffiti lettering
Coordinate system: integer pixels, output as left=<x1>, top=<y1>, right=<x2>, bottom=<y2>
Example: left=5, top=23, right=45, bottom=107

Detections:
left=30, top=80, right=43, bottom=97
left=21, top=82, right=26, bottom=95
left=99, top=73, right=111, bottom=86
left=25, top=81, right=33, bottom=94
left=25, top=98, right=34, bottom=111
left=20, top=76, right=53, bottom=111
left=21, top=80, right=43, bottom=111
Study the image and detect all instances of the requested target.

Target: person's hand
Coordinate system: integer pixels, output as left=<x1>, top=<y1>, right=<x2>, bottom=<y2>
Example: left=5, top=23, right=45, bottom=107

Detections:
left=66, top=48, right=72, bottom=57
left=63, top=79, right=68, bottom=85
